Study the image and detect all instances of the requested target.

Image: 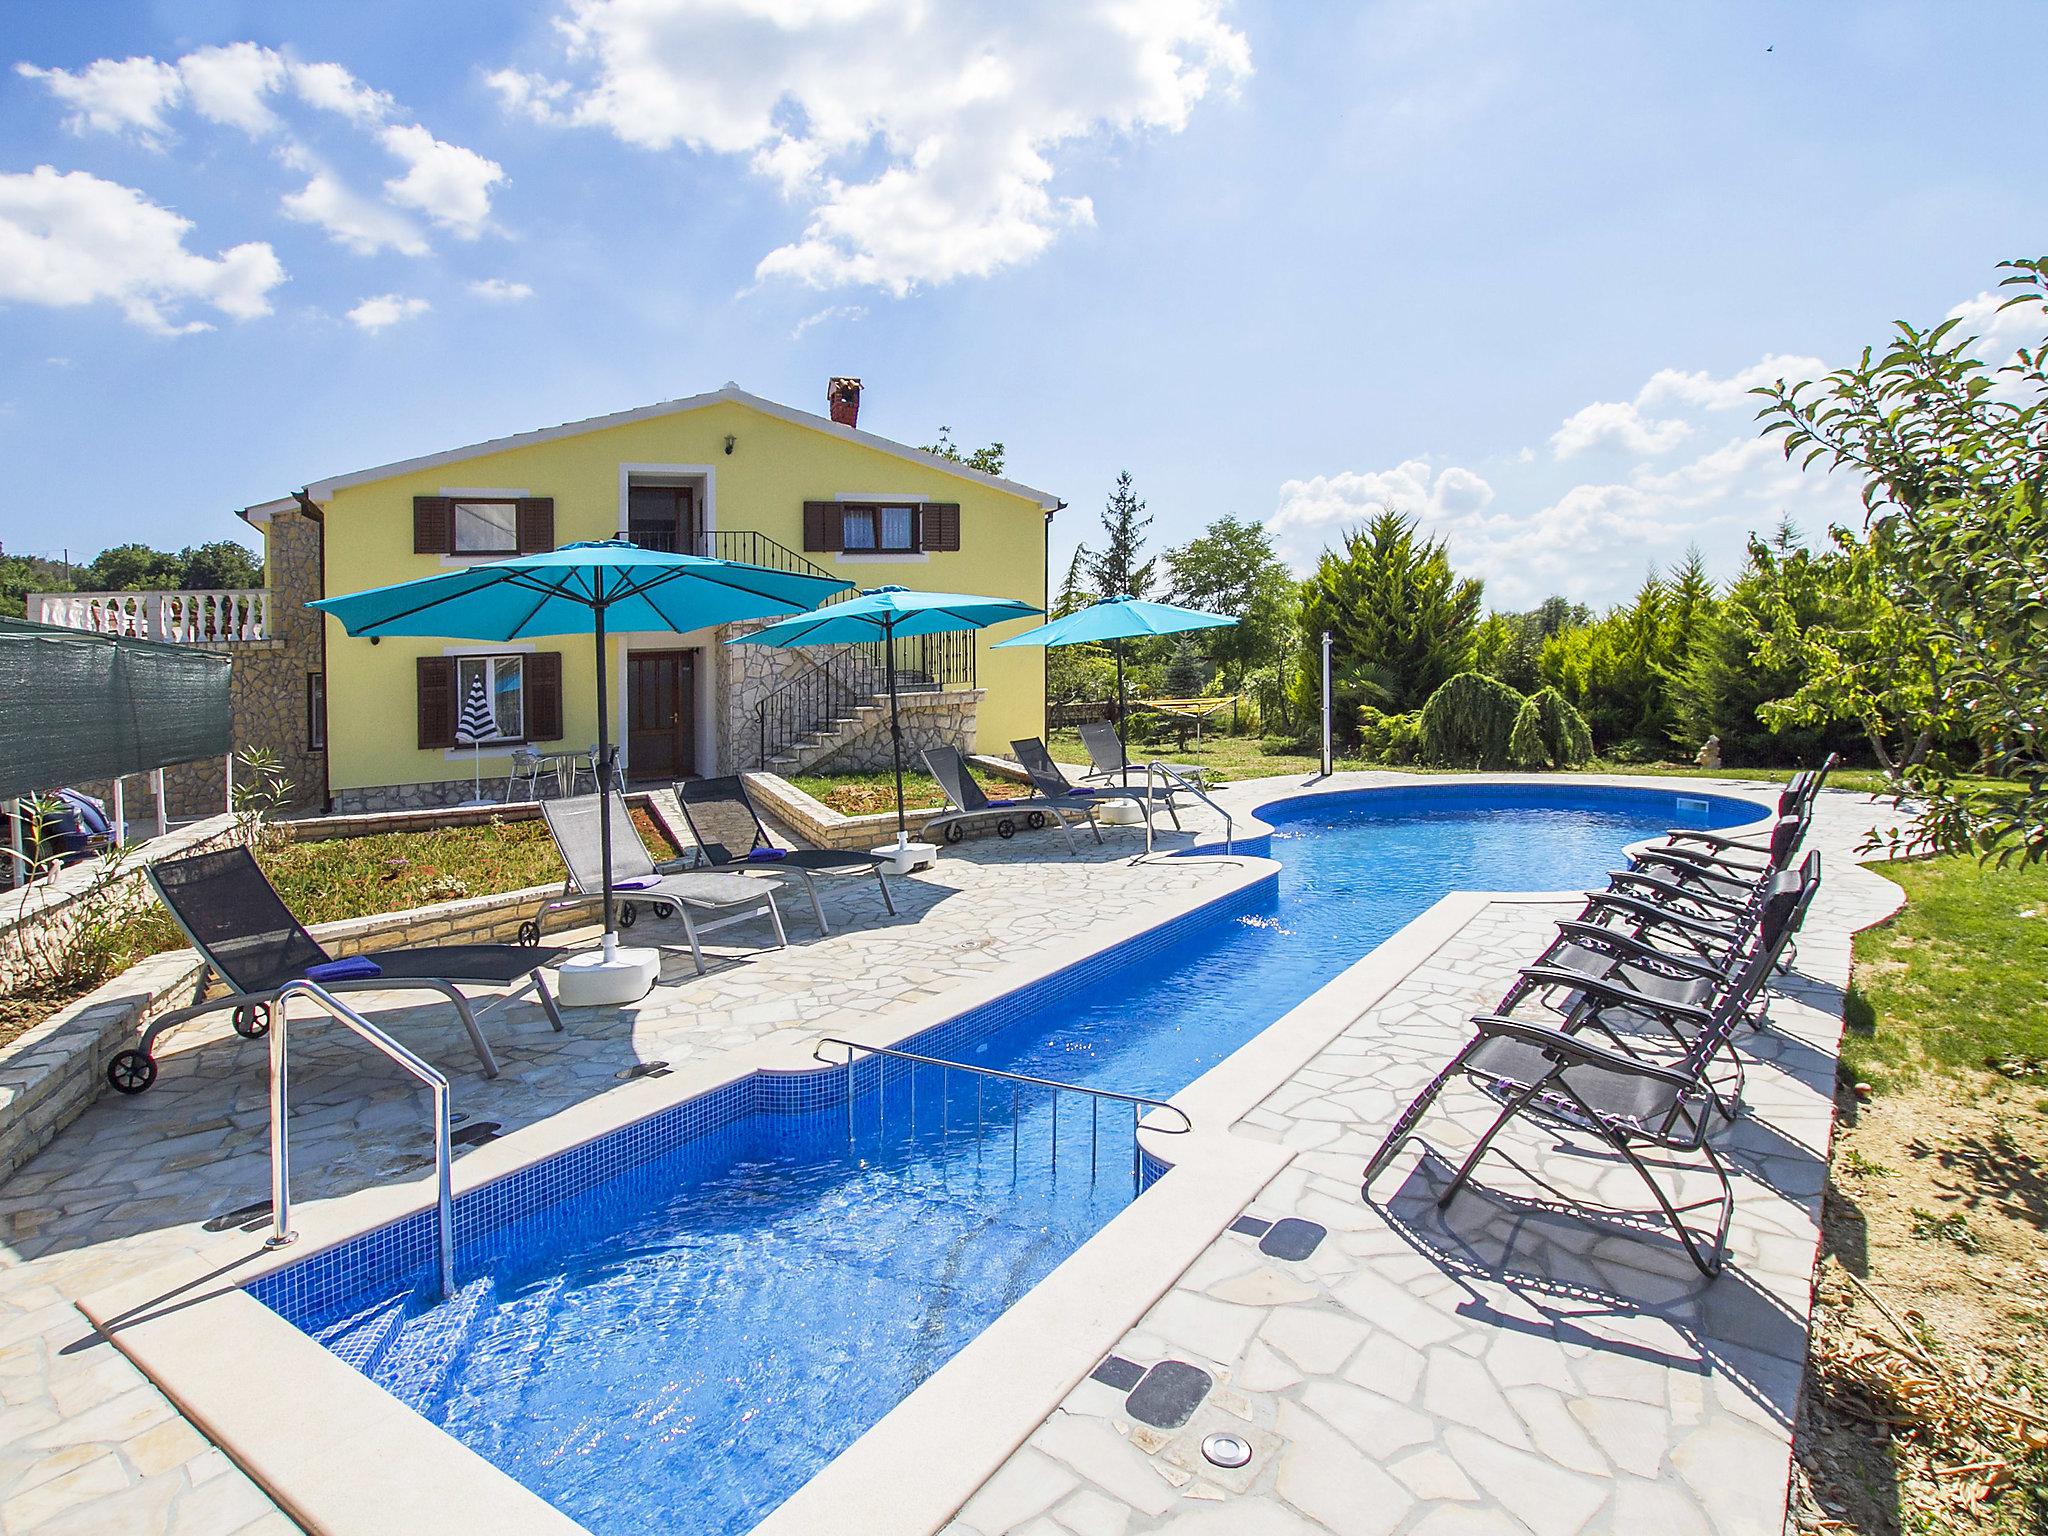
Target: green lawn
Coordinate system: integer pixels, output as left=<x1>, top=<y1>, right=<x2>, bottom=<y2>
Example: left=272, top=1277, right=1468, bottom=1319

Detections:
left=784, top=768, right=1006, bottom=816
left=1843, top=853, right=2048, bottom=1094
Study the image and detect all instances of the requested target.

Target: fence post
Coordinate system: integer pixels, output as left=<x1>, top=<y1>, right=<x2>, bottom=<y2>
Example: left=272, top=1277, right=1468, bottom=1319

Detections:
left=1319, top=630, right=1333, bottom=777
left=224, top=752, right=234, bottom=816
left=151, top=768, right=168, bottom=837
left=111, top=778, right=126, bottom=847
left=5, top=799, right=21, bottom=889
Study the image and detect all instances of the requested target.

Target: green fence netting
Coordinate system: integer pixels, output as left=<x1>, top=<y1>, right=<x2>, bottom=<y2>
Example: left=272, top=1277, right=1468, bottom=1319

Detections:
left=0, top=617, right=232, bottom=801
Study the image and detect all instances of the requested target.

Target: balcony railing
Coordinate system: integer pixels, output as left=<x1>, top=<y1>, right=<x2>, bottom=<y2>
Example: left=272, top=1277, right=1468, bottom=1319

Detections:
left=25, top=590, right=271, bottom=645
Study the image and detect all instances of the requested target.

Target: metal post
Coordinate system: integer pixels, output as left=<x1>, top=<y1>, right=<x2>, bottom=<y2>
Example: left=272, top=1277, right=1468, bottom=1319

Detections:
left=1050, top=1089, right=1059, bottom=1177
left=224, top=751, right=234, bottom=814
left=111, top=778, right=125, bottom=847
left=593, top=603, right=616, bottom=945
left=1319, top=630, right=1334, bottom=778
left=151, top=768, right=167, bottom=837
left=846, top=1056, right=855, bottom=1150
left=883, top=615, right=908, bottom=847
left=267, top=997, right=295, bottom=1251
left=4, top=799, right=21, bottom=889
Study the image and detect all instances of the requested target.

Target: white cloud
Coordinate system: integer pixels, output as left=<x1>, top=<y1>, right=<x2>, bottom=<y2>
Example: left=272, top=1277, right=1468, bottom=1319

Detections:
left=1267, top=459, right=1496, bottom=571
left=490, top=0, right=1250, bottom=293
left=281, top=169, right=430, bottom=256
left=288, top=59, right=395, bottom=123
left=0, top=166, right=285, bottom=334
left=790, top=303, right=868, bottom=338
left=346, top=293, right=430, bottom=332
left=379, top=125, right=504, bottom=236
left=1549, top=400, right=1692, bottom=460
left=469, top=277, right=535, bottom=302
left=177, top=43, right=287, bottom=135
left=1635, top=353, right=1824, bottom=412
left=15, top=57, right=185, bottom=143
left=1947, top=288, right=2041, bottom=364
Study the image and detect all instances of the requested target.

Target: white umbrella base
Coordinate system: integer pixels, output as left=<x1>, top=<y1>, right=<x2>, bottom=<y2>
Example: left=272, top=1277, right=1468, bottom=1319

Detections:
left=875, top=837, right=938, bottom=874
left=556, top=946, right=660, bottom=1006
left=1095, top=800, right=1146, bottom=825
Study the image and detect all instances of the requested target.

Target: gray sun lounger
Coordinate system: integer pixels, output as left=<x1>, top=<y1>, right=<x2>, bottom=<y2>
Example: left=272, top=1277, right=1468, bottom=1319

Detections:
left=532, top=795, right=787, bottom=974
left=673, top=776, right=895, bottom=936
left=1011, top=737, right=1182, bottom=830
left=109, top=845, right=570, bottom=1094
left=920, top=745, right=1102, bottom=853
left=1076, top=721, right=1207, bottom=786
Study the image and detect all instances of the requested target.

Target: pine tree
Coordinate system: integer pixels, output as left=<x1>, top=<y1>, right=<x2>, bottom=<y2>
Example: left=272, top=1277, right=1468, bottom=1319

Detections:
left=1164, top=635, right=1209, bottom=697
left=1083, top=472, right=1155, bottom=599
left=1054, top=545, right=1095, bottom=617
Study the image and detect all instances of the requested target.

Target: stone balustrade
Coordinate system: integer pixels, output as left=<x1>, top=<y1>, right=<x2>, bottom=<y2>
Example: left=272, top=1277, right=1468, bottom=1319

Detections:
left=24, top=588, right=271, bottom=644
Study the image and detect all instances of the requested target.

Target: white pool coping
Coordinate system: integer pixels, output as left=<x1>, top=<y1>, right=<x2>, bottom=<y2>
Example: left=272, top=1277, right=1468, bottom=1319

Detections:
left=78, top=774, right=1781, bottom=1536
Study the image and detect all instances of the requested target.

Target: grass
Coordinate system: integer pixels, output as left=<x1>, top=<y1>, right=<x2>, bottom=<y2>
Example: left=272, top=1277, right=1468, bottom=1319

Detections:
left=0, top=809, right=678, bottom=1040
left=784, top=768, right=1006, bottom=817
left=1842, top=853, right=2048, bottom=1095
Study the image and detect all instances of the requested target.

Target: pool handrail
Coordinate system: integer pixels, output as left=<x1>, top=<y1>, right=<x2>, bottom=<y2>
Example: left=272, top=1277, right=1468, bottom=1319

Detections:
left=267, top=979, right=457, bottom=1301
left=1144, top=760, right=1233, bottom=855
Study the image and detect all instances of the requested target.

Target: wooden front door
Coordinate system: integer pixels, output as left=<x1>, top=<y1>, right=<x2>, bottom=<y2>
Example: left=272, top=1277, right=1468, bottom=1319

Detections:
left=627, top=650, right=696, bottom=780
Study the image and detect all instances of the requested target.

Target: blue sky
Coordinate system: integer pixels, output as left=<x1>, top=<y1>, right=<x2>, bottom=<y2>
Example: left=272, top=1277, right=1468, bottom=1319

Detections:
left=0, top=1, right=2038, bottom=609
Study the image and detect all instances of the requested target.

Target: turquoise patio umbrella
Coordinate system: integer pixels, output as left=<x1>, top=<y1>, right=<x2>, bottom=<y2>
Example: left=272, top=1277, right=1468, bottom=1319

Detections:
left=728, top=586, right=1041, bottom=844
left=311, top=540, right=850, bottom=947
left=992, top=595, right=1236, bottom=783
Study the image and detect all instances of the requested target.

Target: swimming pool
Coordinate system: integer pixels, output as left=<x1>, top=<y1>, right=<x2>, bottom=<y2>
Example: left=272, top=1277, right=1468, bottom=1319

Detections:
left=252, top=781, right=1757, bottom=1536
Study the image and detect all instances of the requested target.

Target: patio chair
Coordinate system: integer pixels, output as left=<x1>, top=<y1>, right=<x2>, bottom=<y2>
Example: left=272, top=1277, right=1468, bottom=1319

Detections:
left=1611, top=811, right=1808, bottom=911
left=108, top=845, right=570, bottom=1095
left=1076, top=722, right=1208, bottom=787
left=1360, top=872, right=1813, bottom=1276
left=530, top=795, right=788, bottom=975
left=1657, top=754, right=1837, bottom=863
left=1010, top=738, right=1182, bottom=830
left=920, top=745, right=1102, bottom=854
left=673, top=776, right=895, bottom=935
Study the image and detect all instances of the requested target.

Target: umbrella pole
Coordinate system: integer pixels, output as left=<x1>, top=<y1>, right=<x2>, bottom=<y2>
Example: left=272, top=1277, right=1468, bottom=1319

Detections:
left=885, top=619, right=908, bottom=846
left=1116, top=641, right=1128, bottom=788
left=594, top=605, right=616, bottom=956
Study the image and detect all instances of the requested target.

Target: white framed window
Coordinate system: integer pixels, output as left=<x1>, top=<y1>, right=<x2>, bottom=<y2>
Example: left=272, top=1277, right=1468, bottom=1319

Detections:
left=456, top=655, right=526, bottom=740
left=841, top=503, right=917, bottom=553
left=454, top=499, right=520, bottom=555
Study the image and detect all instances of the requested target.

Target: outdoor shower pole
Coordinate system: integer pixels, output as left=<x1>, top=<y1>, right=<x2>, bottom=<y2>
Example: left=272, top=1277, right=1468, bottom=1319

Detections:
left=1320, top=630, right=1333, bottom=778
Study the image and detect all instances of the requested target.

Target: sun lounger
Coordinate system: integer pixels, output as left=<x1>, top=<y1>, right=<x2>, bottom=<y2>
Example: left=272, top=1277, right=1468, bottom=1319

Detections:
left=1010, top=738, right=1183, bottom=830
left=673, top=776, right=895, bottom=935
left=1076, top=721, right=1207, bottom=786
left=108, top=845, right=570, bottom=1094
left=920, top=745, right=1102, bottom=853
left=532, top=795, right=787, bottom=975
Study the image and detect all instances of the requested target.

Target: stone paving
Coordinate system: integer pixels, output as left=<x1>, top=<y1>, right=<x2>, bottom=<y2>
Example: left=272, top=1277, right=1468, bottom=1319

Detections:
left=0, top=773, right=1902, bottom=1536
left=0, top=808, right=1235, bottom=1536
left=945, top=789, right=1902, bottom=1536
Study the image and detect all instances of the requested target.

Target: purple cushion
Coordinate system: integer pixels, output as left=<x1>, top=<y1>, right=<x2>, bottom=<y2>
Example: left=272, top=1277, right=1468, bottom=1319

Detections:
left=306, top=957, right=382, bottom=982
left=746, top=848, right=789, bottom=861
left=614, top=875, right=662, bottom=890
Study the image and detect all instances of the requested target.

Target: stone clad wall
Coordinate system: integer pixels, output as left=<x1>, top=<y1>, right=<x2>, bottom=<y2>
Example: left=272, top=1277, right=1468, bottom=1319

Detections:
left=803, top=689, right=984, bottom=774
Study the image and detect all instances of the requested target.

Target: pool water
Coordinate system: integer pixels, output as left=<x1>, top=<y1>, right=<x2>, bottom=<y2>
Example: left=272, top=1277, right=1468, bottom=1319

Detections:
left=265, top=783, right=1755, bottom=1536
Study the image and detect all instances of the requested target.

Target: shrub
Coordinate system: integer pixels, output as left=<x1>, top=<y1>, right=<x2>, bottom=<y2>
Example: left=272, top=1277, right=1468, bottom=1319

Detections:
left=1357, top=706, right=1422, bottom=765
left=1507, top=688, right=1594, bottom=769
left=1419, top=672, right=1526, bottom=767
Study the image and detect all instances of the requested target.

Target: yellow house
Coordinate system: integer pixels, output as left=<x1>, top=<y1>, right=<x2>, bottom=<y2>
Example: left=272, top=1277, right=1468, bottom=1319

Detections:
left=238, top=381, right=1058, bottom=813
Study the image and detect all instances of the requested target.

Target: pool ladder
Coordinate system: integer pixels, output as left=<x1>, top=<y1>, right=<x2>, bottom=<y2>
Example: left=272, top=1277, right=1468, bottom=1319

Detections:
left=814, top=1038, right=1192, bottom=1197
left=265, top=980, right=458, bottom=1301
left=1143, top=761, right=1233, bottom=855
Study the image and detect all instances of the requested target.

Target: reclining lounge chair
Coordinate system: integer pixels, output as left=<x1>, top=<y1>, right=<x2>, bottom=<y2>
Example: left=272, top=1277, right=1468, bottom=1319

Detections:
left=1010, top=738, right=1182, bottom=830
left=1076, top=721, right=1208, bottom=787
left=674, top=776, right=896, bottom=935
left=531, top=795, right=788, bottom=974
left=921, top=745, right=1102, bottom=854
left=109, top=845, right=570, bottom=1094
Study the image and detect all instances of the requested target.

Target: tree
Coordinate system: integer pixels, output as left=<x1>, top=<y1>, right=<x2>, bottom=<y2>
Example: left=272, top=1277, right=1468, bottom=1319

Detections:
left=1083, top=472, right=1155, bottom=600
left=177, top=540, right=263, bottom=590
left=1756, top=256, right=2048, bottom=863
left=1053, top=545, right=1095, bottom=618
left=1508, top=687, right=1594, bottom=769
left=84, top=543, right=182, bottom=590
left=1473, top=596, right=1590, bottom=695
left=1164, top=634, right=1209, bottom=697
left=1419, top=671, right=1525, bottom=767
left=1162, top=515, right=1297, bottom=691
left=1299, top=509, right=1482, bottom=731
left=921, top=426, right=1006, bottom=477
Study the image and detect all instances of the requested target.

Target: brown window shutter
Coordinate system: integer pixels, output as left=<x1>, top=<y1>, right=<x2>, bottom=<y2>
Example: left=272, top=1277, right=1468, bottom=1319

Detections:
left=417, top=656, right=456, bottom=748
left=516, top=498, right=555, bottom=553
left=527, top=652, right=564, bottom=740
left=413, top=496, right=454, bottom=554
left=802, top=500, right=843, bottom=553
left=924, top=503, right=961, bottom=552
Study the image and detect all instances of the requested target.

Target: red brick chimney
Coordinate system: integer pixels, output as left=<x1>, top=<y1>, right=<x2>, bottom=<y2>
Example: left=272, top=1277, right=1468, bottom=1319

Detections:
left=828, top=376, right=862, bottom=428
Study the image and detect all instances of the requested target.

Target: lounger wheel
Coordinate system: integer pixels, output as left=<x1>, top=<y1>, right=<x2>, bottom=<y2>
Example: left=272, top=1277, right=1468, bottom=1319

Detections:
left=1027, top=811, right=1046, bottom=829
left=231, top=1003, right=271, bottom=1039
left=517, top=919, right=542, bottom=947
left=107, top=1050, right=157, bottom=1095
left=618, top=904, right=638, bottom=929
left=944, top=822, right=964, bottom=845
left=997, top=819, right=1016, bottom=839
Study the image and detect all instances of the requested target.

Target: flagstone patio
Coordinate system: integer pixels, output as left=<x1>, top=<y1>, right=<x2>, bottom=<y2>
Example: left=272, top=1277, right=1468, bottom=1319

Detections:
left=0, top=773, right=1897, bottom=1536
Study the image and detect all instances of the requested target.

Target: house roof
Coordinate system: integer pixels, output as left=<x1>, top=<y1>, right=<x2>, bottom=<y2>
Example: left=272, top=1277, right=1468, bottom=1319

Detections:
left=238, top=383, right=1061, bottom=523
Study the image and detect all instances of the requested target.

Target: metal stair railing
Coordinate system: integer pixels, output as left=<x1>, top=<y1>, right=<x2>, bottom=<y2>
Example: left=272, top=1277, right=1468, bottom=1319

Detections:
left=814, top=1037, right=1192, bottom=1196
left=265, top=980, right=457, bottom=1301
left=1145, top=761, right=1234, bottom=855
left=751, top=630, right=978, bottom=769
